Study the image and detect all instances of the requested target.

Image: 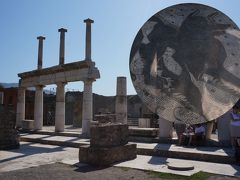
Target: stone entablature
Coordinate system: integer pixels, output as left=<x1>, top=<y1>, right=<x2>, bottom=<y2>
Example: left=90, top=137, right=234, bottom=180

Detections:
left=18, top=61, right=100, bottom=87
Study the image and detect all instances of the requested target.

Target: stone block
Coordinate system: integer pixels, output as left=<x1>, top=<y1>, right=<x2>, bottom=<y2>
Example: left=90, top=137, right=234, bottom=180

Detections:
left=0, top=106, right=19, bottom=150
left=79, top=143, right=136, bottom=166
left=138, top=118, right=151, bottom=128
left=129, top=127, right=159, bottom=137
left=90, top=123, right=128, bottom=148
left=22, top=120, right=34, bottom=130
left=94, top=114, right=116, bottom=124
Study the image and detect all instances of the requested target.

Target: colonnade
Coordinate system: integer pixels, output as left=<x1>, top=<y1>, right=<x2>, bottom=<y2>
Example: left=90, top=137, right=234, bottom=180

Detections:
left=16, top=19, right=96, bottom=137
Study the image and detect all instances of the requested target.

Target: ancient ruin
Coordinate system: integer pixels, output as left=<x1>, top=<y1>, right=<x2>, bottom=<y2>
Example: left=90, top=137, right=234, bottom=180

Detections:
left=16, top=19, right=100, bottom=137
left=79, top=123, right=136, bottom=166
left=0, top=105, right=19, bottom=150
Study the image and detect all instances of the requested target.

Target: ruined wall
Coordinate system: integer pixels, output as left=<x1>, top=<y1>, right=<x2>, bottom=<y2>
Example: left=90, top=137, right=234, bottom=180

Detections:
left=0, top=105, right=19, bottom=150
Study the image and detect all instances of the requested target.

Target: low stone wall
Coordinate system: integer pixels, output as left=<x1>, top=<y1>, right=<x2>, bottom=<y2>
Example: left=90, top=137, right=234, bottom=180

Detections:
left=0, top=105, right=19, bottom=150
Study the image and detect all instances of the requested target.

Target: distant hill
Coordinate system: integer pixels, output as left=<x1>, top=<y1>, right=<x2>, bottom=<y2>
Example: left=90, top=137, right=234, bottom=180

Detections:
left=0, top=82, right=18, bottom=88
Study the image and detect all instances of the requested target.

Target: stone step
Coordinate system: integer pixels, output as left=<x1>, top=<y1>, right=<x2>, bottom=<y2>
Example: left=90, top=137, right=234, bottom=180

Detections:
left=20, top=133, right=236, bottom=165
left=20, top=127, right=159, bottom=138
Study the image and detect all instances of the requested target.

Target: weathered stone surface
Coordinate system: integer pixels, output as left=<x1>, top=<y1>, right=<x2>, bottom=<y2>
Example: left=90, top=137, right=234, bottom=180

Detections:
left=22, top=120, right=34, bottom=130
left=129, top=127, right=159, bottom=137
left=138, top=118, right=151, bottom=128
left=94, top=114, right=116, bottom=123
left=79, top=144, right=136, bottom=166
left=130, top=3, right=240, bottom=125
left=115, top=77, right=127, bottom=124
left=90, top=123, right=128, bottom=148
left=0, top=105, right=19, bottom=150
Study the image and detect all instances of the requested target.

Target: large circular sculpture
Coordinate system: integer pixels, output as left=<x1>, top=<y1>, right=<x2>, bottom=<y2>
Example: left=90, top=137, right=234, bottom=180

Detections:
left=130, top=3, right=240, bottom=124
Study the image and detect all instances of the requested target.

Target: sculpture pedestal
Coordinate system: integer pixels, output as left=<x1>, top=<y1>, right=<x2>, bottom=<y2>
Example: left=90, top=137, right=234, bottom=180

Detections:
left=79, top=123, right=136, bottom=166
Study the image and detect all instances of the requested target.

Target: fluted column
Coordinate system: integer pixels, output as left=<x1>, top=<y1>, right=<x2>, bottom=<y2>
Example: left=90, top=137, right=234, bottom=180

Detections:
left=115, top=77, right=127, bottom=124
left=82, top=80, right=93, bottom=137
left=16, top=87, right=26, bottom=127
left=34, top=85, right=44, bottom=130
left=55, top=82, right=66, bottom=132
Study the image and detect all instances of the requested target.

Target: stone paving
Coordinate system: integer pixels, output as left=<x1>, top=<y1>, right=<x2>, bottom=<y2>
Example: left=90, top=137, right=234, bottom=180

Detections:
left=20, top=133, right=234, bottom=159
left=1, top=142, right=240, bottom=177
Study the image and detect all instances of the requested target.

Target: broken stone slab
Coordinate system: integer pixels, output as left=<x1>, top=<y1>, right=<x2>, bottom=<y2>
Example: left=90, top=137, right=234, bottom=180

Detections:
left=90, top=123, right=129, bottom=148
left=79, top=143, right=137, bottom=166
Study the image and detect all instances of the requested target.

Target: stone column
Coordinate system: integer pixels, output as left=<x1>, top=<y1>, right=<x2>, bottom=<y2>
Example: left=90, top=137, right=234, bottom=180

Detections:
left=217, top=109, right=232, bottom=145
left=16, top=87, right=26, bottom=127
left=82, top=80, right=93, bottom=137
left=115, top=77, right=127, bottom=124
left=37, top=36, right=45, bottom=70
left=34, top=85, right=44, bottom=130
left=206, top=121, right=214, bottom=140
left=158, top=117, right=173, bottom=138
left=55, top=82, right=66, bottom=132
left=84, top=18, right=94, bottom=61
left=58, top=28, right=67, bottom=65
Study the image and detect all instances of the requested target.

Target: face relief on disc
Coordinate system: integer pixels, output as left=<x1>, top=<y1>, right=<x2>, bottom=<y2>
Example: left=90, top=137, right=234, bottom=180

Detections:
left=129, top=3, right=240, bottom=124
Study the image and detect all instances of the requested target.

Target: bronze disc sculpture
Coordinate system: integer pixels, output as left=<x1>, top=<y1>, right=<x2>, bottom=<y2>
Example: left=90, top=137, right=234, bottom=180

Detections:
left=130, top=3, right=240, bottom=124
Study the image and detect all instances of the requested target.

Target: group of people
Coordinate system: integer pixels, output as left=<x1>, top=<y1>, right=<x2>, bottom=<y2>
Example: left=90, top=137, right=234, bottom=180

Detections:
left=178, top=123, right=206, bottom=146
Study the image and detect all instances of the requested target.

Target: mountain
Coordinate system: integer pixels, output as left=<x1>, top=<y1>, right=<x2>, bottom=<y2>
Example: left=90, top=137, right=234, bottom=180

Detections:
left=0, top=83, right=18, bottom=88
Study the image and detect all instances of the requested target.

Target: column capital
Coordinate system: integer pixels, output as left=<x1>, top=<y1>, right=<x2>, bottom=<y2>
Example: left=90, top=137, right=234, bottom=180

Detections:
left=84, top=18, right=94, bottom=24
left=84, top=79, right=95, bottom=84
left=56, top=82, right=67, bottom=86
left=37, top=36, right=46, bottom=40
left=58, top=28, right=68, bottom=33
left=35, top=85, right=45, bottom=90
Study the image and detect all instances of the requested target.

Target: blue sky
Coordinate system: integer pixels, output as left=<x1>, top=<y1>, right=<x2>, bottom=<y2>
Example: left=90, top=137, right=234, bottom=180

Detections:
left=1, top=0, right=240, bottom=96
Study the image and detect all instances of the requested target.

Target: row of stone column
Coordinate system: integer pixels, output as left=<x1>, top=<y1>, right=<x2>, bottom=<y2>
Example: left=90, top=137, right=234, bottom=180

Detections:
left=16, top=80, right=93, bottom=134
left=16, top=18, right=95, bottom=135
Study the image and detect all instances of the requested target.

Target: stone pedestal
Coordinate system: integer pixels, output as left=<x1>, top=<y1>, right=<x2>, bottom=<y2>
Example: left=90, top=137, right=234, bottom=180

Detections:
left=115, top=77, right=127, bottom=124
left=79, top=123, right=136, bottom=166
left=55, top=82, right=66, bottom=132
left=90, top=124, right=129, bottom=147
left=82, top=80, right=93, bottom=137
left=217, top=109, right=231, bottom=144
left=158, top=117, right=173, bottom=138
left=138, top=118, right=151, bottom=128
left=34, top=85, right=44, bottom=130
left=22, top=120, right=34, bottom=130
left=16, top=87, right=25, bottom=127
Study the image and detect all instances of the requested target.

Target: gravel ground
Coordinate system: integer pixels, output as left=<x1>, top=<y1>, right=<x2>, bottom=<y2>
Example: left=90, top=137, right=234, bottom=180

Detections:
left=0, top=163, right=238, bottom=180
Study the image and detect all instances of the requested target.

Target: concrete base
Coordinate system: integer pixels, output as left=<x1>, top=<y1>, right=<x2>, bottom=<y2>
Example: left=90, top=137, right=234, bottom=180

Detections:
left=22, top=120, right=34, bottom=130
left=79, top=143, right=137, bottom=166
